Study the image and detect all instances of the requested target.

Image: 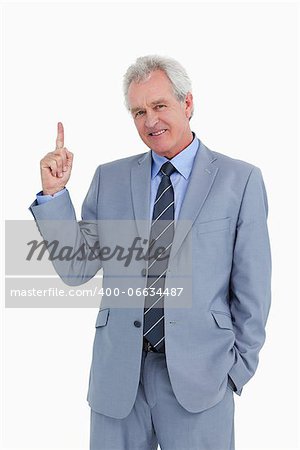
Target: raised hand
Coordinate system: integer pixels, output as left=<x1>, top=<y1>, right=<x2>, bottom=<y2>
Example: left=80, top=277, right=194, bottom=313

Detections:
left=40, top=122, right=73, bottom=195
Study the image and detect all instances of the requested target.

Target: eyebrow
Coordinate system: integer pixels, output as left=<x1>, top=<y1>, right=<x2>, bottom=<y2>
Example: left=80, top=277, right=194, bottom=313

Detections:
left=151, top=98, right=167, bottom=106
left=130, top=98, right=168, bottom=114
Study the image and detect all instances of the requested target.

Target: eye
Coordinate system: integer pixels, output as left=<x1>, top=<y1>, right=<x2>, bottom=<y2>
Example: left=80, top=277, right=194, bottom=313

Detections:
left=134, top=110, right=145, bottom=118
left=155, top=104, right=166, bottom=110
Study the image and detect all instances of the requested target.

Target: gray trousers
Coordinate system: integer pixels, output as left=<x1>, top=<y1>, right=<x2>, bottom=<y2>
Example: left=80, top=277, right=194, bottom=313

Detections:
left=90, top=350, right=235, bottom=450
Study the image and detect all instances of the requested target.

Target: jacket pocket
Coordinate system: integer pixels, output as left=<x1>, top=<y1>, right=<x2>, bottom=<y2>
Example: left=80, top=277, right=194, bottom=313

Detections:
left=196, top=217, right=231, bottom=234
left=211, top=310, right=233, bottom=330
left=95, top=308, right=110, bottom=328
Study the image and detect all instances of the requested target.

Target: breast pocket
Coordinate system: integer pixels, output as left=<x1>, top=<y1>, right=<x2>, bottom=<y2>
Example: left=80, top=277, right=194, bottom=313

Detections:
left=192, top=217, right=232, bottom=274
left=195, top=217, right=231, bottom=235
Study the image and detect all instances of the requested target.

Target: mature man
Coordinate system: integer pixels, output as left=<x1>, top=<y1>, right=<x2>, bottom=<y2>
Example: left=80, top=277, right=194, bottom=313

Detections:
left=30, top=55, right=271, bottom=450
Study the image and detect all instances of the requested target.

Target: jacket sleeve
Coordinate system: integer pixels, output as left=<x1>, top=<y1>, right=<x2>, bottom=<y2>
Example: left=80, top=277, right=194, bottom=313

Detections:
left=29, top=166, right=103, bottom=286
left=228, top=166, right=272, bottom=394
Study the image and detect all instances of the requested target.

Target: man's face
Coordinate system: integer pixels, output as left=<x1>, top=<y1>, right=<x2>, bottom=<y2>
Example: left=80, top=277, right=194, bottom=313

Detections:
left=127, top=70, right=194, bottom=159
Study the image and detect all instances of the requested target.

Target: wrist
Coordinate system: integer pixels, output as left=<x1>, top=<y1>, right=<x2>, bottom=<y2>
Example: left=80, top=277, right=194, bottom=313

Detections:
left=42, top=187, right=65, bottom=196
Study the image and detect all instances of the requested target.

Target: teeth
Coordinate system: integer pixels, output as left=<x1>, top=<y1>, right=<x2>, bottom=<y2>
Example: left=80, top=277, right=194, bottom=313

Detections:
left=151, top=129, right=166, bottom=136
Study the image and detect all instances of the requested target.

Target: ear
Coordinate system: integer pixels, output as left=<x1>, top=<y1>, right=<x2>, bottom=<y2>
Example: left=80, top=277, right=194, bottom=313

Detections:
left=185, top=92, right=193, bottom=119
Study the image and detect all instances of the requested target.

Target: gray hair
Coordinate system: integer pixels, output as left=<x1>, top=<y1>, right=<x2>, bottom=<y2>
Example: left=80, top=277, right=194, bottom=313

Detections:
left=123, top=55, right=194, bottom=118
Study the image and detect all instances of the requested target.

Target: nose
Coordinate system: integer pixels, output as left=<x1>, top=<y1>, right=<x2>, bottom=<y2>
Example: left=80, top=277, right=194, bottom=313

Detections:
left=145, top=110, right=159, bottom=129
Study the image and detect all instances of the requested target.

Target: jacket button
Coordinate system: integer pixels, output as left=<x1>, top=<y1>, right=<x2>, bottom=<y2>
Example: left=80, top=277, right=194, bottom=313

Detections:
left=141, top=268, right=147, bottom=277
left=134, top=320, right=141, bottom=328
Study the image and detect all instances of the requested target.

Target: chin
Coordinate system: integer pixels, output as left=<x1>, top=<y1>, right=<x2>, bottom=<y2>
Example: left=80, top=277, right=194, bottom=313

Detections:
left=146, top=138, right=172, bottom=154
left=149, top=146, right=169, bottom=156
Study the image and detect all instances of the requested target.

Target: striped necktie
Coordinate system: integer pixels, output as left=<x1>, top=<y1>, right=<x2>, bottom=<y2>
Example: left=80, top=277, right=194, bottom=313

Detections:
left=143, top=161, right=176, bottom=353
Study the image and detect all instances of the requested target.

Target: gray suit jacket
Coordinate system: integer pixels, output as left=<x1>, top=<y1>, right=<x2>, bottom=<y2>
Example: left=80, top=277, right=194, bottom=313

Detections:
left=30, top=139, right=271, bottom=419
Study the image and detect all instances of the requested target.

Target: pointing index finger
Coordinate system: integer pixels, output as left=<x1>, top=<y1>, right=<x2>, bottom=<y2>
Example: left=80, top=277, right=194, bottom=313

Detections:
left=55, top=122, right=64, bottom=150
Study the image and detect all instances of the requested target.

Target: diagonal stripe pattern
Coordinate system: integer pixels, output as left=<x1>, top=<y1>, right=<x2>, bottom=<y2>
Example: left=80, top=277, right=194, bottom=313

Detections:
left=143, top=161, right=176, bottom=353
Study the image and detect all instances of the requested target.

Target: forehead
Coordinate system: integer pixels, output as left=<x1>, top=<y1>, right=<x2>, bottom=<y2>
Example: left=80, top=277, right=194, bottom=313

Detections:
left=128, top=70, right=176, bottom=109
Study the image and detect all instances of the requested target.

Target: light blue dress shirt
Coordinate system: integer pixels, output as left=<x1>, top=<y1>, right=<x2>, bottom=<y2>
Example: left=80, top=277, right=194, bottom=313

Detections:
left=36, top=187, right=66, bottom=204
left=36, top=133, right=200, bottom=221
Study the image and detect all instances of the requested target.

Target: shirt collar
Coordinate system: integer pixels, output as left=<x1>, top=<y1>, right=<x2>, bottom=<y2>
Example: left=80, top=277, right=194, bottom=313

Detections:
left=151, top=132, right=199, bottom=180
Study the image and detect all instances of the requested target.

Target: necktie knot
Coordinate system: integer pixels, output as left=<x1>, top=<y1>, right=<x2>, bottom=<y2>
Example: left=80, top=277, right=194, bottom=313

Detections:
left=160, top=161, right=176, bottom=177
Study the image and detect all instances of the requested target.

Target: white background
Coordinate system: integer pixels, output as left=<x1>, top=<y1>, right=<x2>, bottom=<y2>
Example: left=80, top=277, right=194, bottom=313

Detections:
left=1, top=1, right=299, bottom=449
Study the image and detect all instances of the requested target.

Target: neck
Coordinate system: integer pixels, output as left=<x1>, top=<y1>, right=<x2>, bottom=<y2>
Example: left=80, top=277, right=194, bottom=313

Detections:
left=165, top=130, right=194, bottom=159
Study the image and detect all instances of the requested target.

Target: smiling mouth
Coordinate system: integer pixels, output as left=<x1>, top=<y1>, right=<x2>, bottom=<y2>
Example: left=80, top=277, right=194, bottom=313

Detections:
left=149, top=129, right=167, bottom=136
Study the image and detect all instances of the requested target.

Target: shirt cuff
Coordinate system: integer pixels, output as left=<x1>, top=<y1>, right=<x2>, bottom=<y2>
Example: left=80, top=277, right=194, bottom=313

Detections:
left=36, top=188, right=67, bottom=204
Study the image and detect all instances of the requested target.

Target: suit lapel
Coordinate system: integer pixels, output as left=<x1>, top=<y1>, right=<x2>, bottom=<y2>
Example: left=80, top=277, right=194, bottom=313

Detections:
left=131, top=151, right=152, bottom=247
left=169, top=141, right=219, bottom=261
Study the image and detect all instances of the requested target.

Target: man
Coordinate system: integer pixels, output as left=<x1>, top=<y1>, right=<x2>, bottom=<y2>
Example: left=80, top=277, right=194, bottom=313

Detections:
left=30, top=55, right=272, bottom=450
